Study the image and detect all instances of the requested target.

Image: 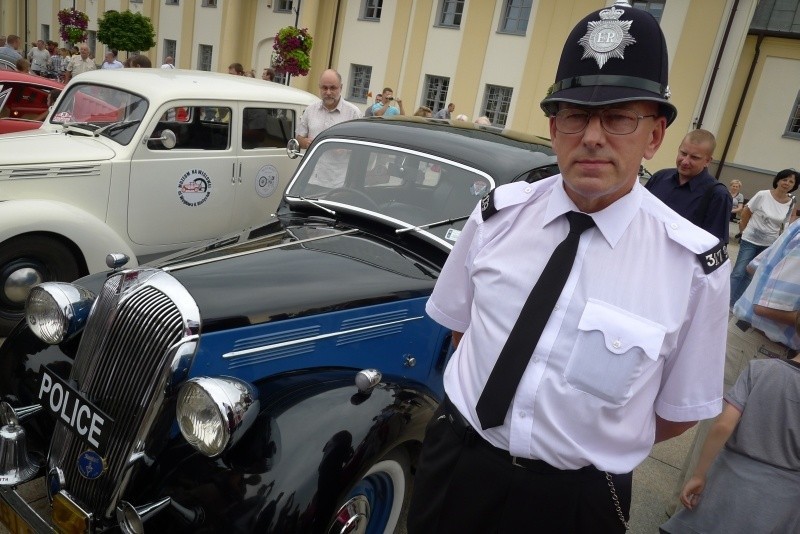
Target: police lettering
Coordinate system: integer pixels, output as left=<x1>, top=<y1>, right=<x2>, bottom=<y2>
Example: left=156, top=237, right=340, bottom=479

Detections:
left=38, top=368, right=113, bottom=452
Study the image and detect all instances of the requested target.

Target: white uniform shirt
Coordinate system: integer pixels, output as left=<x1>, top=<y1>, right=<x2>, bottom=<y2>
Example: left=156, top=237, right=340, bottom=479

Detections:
left=427, top=175, right=730, bottom=473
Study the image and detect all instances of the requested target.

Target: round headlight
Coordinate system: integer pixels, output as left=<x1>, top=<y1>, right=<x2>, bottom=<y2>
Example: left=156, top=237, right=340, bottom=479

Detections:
left=176, top=381, right=230, bottom=456
left=26, top=283, right=94, bottom=344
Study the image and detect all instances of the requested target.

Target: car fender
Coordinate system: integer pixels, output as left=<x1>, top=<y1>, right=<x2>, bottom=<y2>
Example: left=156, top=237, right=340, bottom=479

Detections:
left=0, top=199, right=137, bottom=273
left=151, top=370, right=438, bottom=533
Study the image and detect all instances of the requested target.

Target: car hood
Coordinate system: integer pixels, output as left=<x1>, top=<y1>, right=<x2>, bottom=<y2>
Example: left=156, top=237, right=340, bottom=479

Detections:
left=139, top=221, right=440, bottom=332
left=0, top=128, right=116, bottom=165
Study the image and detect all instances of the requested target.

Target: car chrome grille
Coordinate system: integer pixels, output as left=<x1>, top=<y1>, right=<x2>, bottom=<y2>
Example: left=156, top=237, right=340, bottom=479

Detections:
left=48, top=269, right=200, bottom=519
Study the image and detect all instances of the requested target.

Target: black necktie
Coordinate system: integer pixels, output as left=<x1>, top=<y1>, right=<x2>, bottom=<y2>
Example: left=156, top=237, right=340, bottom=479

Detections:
left=476, top=211, right=595, bottom=430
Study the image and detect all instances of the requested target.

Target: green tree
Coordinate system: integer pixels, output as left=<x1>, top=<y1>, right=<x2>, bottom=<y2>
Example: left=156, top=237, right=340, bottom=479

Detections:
left=97, top=11, right=156, bottom=54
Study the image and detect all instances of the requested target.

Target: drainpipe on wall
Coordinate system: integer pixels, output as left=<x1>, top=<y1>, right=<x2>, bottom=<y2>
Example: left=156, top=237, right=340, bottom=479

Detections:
left=696, top=0, right=740, bottom=129
left=716, top=31, right=765, bottom=180
left=328, top=0, right=343, bottom=69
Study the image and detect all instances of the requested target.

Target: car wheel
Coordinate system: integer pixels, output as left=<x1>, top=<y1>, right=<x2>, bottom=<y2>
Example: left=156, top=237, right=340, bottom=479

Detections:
left=328, top=448, right=411, bottom=534
left=0, top=235, right=81, bottom=335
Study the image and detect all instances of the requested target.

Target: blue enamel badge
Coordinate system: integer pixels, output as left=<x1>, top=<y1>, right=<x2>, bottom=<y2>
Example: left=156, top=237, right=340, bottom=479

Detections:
left=77, top=450, right=106, bottom=480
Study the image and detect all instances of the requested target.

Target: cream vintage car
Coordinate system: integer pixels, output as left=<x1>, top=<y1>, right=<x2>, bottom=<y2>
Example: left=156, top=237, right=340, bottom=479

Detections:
left=0, top=69, right=319, bottom=333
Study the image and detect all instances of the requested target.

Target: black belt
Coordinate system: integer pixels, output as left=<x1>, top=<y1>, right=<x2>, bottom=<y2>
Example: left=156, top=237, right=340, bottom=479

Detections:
left=441, top=396, right=603, bottom=476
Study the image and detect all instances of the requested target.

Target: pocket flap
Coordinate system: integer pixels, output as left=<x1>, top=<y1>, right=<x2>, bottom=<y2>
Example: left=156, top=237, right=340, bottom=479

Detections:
left=577, top=299, right=665, bottom=360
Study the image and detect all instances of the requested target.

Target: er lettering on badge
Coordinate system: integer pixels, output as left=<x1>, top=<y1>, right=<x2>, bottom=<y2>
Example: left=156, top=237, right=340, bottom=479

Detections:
left=38, top=366, right=115, bottom=454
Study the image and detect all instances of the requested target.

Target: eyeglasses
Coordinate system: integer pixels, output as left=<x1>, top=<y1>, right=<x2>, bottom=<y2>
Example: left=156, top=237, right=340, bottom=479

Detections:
left=319, top=85, right=340, bottom=92
left=553, top=108, right=657, bottom=135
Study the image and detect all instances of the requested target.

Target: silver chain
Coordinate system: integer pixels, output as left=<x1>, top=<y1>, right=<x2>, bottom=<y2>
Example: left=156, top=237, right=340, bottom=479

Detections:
left=605, top=471, right=630, bottom=531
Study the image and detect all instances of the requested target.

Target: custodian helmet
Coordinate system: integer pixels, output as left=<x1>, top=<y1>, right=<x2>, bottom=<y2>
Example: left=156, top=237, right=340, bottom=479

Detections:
left=540, top=0, right=677, bottom=126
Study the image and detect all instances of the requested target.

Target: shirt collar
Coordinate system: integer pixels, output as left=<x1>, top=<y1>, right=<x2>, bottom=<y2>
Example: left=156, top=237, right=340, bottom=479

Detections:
left=544, top=175, right=643, bottom=248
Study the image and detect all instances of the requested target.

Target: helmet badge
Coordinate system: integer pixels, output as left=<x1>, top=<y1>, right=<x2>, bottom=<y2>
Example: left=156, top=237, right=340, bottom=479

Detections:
left=578, top=6, right=636, bottom=69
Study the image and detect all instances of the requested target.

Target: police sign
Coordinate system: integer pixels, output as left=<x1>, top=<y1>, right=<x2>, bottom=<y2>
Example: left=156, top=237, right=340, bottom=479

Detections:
left=38, top=366, right=114, bottom=454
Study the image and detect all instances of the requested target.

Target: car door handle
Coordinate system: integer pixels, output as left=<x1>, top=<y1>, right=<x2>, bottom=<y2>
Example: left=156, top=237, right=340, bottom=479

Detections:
left=239, top=163, right=242, bottom=183
left=232, top=163, right=235, bottom=184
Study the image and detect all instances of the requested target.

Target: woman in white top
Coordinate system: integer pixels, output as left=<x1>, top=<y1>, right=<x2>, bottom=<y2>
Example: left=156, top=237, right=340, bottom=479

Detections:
left=729, top=179, right=744, bottom=222
left=729, top=169, right=797, bottom=306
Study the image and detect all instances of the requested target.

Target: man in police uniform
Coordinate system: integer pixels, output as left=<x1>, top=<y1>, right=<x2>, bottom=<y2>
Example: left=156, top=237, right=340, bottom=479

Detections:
left=407, top=2, right=730, bottom=533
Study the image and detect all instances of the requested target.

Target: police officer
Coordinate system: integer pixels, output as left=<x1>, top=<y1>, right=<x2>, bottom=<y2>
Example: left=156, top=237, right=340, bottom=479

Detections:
left=407, top=2, right=730, bottom=533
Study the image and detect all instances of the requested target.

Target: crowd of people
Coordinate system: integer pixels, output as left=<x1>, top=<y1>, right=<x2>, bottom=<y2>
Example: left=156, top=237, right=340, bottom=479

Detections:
left=0, top=35, right=167, bottom=81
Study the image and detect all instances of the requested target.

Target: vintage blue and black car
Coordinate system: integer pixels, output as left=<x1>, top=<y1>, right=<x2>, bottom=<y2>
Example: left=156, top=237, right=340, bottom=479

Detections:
left=0, top=117, right=557, bottom=534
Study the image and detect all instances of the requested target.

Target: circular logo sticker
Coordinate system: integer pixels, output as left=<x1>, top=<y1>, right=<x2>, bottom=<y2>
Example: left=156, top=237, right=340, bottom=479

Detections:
left=77, top=450, right=106, bottom=480
left=255, top=164, right=280, bottom=198
left=178, top=169, right=212, bottom=206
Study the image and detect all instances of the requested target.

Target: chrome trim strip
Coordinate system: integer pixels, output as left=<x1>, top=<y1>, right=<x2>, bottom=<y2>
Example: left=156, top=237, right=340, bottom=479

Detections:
left=0, top=484, right=55, bottom=533
left=163, top=228, right=360, bottom=272
left=223, top=315, right=424, bottom=359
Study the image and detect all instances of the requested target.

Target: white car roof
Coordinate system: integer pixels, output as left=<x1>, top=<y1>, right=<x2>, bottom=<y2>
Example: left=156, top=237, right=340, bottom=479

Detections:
left=69, top=68, right=320, bottom=106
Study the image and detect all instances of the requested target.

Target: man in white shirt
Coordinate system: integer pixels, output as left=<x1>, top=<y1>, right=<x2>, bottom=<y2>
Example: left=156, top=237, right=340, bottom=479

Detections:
left=65, top=44, right=96, bottom=82
left=101, top=49, right=124, bottom=69
left=407, top=3, right=730, bottom=533
left=160, top=56, right=175, bottom=69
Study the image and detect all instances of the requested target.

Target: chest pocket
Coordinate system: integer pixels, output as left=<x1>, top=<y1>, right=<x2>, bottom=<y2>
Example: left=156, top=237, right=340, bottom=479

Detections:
left=564, top=299, right=665, bottom=405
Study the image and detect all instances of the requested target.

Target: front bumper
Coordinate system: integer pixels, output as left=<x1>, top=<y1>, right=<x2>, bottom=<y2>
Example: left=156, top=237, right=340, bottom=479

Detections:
left=0, top=478, right=55, bottom=533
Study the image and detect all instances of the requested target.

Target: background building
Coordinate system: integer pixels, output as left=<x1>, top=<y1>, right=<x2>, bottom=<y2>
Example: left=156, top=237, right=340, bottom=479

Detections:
left=2, top=0, right=799, bottom=196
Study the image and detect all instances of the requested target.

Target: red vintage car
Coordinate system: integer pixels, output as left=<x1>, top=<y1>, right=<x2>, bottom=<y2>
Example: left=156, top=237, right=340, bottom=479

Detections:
left=0, top=70, right=64, bottom=133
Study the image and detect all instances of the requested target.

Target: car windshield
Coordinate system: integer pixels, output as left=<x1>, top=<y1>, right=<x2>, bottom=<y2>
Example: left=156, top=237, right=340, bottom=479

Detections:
left=49, top=83, right=148, bottom=145
left=285, top=139, right=495, bottom=245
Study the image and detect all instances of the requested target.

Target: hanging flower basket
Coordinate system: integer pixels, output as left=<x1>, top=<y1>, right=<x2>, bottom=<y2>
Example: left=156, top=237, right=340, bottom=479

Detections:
left=58, top=8, right=89, bottom=44
left=272, top=27, right=313, bottom=77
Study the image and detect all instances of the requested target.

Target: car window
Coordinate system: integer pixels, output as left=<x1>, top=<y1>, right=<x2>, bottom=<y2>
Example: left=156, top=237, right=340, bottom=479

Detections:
left=241, top=107, right=296, bottom=149
left=0, top=82, right=53, bottom=119
left=148, top=105, right=232, bottom=151
left=50, top=83, right=149, bottom=145
left=287, top=140, right=493, bottom=242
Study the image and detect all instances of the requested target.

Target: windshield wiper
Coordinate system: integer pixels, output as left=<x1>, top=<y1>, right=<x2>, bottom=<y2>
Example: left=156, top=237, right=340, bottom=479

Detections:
left=395, top=215, right=470, bottom=234
left=62, top=122, right=97, bottom=136
left=297, top=196, right=337, bottom=216
left=94, top=120, right=140, bottom=137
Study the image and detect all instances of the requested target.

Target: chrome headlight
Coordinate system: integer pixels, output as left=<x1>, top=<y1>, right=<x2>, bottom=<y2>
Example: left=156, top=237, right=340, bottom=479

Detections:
left=176, top=377, right=259, bottom=457
left=26, top=283, right=95, bottom=344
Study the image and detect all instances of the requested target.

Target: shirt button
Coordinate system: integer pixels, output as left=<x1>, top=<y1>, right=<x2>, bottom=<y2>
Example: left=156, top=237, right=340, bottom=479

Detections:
left=524, top=187, right=532, bottom=193
left=532, top=356, right=540, bottom=363
left=671, top=223, right=679, bottom=229
left=518, top=411, right=526, bottom=418
left=612, top=340, right=622, bottom=349
left=554, top=304, right=559, bottom=310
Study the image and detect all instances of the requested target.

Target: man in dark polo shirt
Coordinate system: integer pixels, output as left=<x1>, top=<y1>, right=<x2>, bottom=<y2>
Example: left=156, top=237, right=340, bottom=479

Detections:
left=645, top=129, right=732, bottom=242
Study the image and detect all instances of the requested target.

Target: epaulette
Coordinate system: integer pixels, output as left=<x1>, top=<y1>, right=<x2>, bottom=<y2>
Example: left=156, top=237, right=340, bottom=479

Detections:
left=696, top=241, right=728, bottom=274
left=480, top=190, right=498, bottom=221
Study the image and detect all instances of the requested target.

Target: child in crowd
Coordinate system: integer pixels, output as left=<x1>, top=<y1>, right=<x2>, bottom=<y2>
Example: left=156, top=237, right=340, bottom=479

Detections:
left=660, top=344, right=800, bottom=532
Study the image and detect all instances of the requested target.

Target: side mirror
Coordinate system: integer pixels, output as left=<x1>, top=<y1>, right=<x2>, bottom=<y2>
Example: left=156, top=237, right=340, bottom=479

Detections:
left=286, top=138, right=301, bottom=159
left=148, top=129, right=177, bottom=149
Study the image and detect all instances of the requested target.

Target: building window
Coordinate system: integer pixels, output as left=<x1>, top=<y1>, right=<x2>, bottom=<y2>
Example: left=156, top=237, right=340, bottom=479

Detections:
left=423, top=75, right=450, bottom=116
left=198, top=44, right=213, bottom=71
left=361, top=0, right=383, bottom=21
left=202, top=0, right=217, bottom=7
left=482, top=85, right=513, bottom=127
left=499, top=0, right=532, bottom=34
left=785, top=90, right=800, bottom=140
left=274, top=0, right=293, bottom=13
left=632, top=1, right=665, bottom=22
left=349, top=64, right=372, bottom=103
left=41, top=24, right=50, bottom=42
left=166, top=0, right=180, bottom=5
left=163, top=39, right=177, bottom=64
left=437, top=0, right=465, bottom=28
